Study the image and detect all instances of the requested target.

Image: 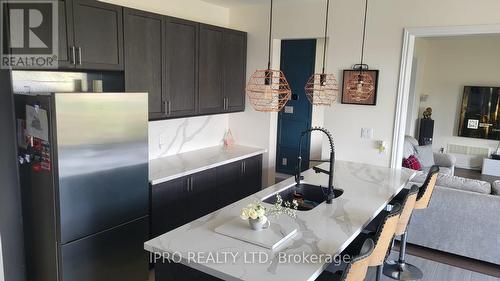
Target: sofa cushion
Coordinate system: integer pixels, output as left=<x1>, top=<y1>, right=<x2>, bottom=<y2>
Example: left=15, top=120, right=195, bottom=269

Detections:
left=421, top=166, right=453, bottom=175
left=493, top=181, right=500, bottom=195
left=411, top=172, right=491, bottom=194
left=402, top=155, right=422, bottom=171
left=403, top=136, right=419, bottom=158
left=415, top=145, right=435, bottom=167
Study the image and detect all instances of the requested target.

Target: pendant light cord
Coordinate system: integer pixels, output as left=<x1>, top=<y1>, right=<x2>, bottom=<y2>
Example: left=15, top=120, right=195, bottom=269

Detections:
left=267, top=0, right=273, bottom=70
left=321, top=0, right=330, bottom=74
left=359, top=0, right=368, bottom=66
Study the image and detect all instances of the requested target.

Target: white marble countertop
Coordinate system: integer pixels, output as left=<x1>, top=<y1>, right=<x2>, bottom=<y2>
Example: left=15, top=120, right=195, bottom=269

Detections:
left=144, top=161, right=416, bottom=281
left=149, top=145, right=267, bottom=185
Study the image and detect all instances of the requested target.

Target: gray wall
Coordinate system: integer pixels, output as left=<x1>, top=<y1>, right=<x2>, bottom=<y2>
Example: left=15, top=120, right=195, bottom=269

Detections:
left=0, top=69, right=26, bottom=281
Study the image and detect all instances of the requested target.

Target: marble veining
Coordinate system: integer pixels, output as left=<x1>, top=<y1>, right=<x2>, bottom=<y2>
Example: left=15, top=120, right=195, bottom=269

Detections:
left=149, top=145, right=267, bottom=185
left=145, top=161, right=416, bottom=281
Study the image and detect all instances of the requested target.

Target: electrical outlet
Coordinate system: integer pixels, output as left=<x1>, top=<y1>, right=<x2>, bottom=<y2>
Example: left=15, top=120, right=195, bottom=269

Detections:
left=282, top=158, right=287, bottom=166
left=361, top=128, right=374, bottom=140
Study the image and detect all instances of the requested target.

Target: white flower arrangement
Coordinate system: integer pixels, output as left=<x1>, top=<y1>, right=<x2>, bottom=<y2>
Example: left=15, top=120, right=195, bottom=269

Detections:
left=240, top=194, right=298, bottom=222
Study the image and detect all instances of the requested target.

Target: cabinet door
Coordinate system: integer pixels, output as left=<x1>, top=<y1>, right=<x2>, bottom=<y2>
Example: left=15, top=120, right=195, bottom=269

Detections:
left=198, top=25, right=224, bottom=114
left=215, top=161, right=243, bottom=208
left=164, top=17, right=199, bottom=118
left=58, top=0, right=76, bottom=68
left=151, top=177, right=189, bottom=238
left=241, top=155, right=263, bottom=197
left=124, top=9, right=164, bottom=120
left=187, top=169, right=217, bottom=222
left=223, top=29, right=247, bottom=112
left=72, top=0, right=124, bottom=70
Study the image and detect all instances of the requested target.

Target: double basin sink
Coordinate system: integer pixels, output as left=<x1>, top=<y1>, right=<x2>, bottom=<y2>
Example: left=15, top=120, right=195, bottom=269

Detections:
left=262, top=183, right=344, bottom=211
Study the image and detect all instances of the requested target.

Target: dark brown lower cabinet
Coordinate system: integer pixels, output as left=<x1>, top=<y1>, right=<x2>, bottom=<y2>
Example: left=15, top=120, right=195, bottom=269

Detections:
left=150, top=155, right=262, bottom=238
left=156, top=262, right=221, bottom=281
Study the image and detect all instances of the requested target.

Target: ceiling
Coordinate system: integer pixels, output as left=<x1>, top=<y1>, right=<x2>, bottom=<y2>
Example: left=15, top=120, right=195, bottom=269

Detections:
left=201, top=0, right=323, bottom=8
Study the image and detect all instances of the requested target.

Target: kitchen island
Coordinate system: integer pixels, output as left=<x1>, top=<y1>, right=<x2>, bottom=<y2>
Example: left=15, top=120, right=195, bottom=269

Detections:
left=145, top=161, right=416, bottom=281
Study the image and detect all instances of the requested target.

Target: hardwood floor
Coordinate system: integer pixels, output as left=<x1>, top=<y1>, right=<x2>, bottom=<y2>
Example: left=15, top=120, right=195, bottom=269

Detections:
left=400, top=242, right=500, bottom=278
left=455, top=168, right=500, bottom=184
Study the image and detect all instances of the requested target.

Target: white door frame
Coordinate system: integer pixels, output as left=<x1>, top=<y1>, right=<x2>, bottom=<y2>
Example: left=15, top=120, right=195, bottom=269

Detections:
left=390, top=24, right=500, bottom=169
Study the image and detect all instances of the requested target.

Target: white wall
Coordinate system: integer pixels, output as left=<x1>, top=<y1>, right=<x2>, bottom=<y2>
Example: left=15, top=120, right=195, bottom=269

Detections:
left=417, top=36, right=500, bottom=154
left=100, top=0, right=229, bottom=26
left=100, top=0, right=231, bottom=160
left=228, top=0, right=500, bottom=176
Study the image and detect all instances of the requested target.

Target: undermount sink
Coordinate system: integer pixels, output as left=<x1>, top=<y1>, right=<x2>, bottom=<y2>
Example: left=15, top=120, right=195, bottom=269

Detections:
left=262, top=183, right=344, bottom=211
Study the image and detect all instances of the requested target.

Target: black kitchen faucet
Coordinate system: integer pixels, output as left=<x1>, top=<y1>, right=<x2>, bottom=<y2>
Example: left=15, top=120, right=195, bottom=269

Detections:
left=295, top=127, right=336, bottom=204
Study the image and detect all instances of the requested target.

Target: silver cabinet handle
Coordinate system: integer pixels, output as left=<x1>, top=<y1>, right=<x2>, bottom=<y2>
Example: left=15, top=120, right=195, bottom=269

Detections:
left=225, top=97, right=229, bottom=110
left=190, top=177, right=194, bottom=191
left=164, top=101, right=171, bottom=116
left=186, top=177, right=191, bottom=192
left=243, top=161, right=246, bottom=173
left=77, top=47, right=82, bottom=65
left=71, top=46, right=76, bottom=65
left=168, top=101, right=172, bottom=115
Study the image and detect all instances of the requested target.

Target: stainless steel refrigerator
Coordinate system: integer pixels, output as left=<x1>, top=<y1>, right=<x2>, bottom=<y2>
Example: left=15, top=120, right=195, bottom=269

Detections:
left=15, top=93, right=149, bottom=281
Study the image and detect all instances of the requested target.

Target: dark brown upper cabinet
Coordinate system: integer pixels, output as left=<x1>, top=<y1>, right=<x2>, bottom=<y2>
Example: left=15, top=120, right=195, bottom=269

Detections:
left=198, top=24, right=224, bottom=115
left=72, top=0, right=123, bottom=70
left=124, top=9, right=164, bottom=119
left=63, top=0, right=248, bottom=120
left=163, top=17, right=199, bottom=118
left=59, top=0, right=124, bottom=70
left=222, top=29, right=247, bottom=112
left=57, top=0, right=74, bottom=68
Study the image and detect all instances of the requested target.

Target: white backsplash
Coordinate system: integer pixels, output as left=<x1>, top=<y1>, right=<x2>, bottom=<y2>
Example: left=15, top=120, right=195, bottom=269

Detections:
left=149, top=114, right=229, bottom=160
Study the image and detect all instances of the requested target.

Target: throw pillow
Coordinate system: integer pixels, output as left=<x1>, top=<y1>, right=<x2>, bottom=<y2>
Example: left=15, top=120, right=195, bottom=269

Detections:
left=415, top=145, right=435, bottom=167
left=493, top=181, right=500, bottom=195
left=402, top=155, right=422, bottom=171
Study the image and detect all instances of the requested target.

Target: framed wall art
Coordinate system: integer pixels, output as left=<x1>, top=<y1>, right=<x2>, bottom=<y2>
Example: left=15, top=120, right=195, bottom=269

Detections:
left=341, top=69, right=379, bottom=106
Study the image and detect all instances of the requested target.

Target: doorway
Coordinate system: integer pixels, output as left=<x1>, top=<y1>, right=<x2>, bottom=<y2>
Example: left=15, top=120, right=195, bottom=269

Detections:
left=391, top=24, right=500, bottom=169
left=276, top=39, right=316, bottom=175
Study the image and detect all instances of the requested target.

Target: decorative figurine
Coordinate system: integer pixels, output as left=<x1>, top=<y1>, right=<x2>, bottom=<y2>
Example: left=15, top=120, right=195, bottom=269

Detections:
left=423, top=107, right=432, bottom=119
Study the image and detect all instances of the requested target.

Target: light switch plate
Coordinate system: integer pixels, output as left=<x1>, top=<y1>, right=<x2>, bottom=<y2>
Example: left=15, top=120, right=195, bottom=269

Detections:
left=284, top=106, right=294, bottom=114
left=361, top=128, right=374, bottom=140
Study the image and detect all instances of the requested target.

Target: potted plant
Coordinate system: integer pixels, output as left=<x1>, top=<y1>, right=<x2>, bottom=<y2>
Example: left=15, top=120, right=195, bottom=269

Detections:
left=240, top=195, right=298, bottom=231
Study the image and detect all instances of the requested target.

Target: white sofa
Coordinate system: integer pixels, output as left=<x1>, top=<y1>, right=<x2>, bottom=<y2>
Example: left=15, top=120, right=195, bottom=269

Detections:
left=404, top=135, right=456, bottom=175
left=405, top=172, right=500, bottom=265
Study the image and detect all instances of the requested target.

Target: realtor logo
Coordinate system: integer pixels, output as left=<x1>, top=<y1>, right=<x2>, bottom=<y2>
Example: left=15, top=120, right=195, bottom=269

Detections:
left=1, top=0, right=58, bottom=68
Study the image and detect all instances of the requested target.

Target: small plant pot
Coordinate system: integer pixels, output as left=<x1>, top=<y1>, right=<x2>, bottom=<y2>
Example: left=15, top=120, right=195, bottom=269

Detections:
left=248, top=216, right=270, bottom=231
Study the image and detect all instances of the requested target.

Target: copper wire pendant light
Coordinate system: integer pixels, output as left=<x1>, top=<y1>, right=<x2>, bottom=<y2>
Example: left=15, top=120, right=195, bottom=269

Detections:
left=304, top=0, right=339, bottom=106
left=345, top=0, right=375, bottom=102
left=246, top=0, right=291, bottom=112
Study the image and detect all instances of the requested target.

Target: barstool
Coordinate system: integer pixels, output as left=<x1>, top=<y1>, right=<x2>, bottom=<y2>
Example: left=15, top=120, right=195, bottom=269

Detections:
left=316, top=238, right=375, bottom=281
left=317, top=204, right=401, bottom=281
left=383, top=165, right=439, bottom=280
left=367, top=203, right=402, bottom=281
